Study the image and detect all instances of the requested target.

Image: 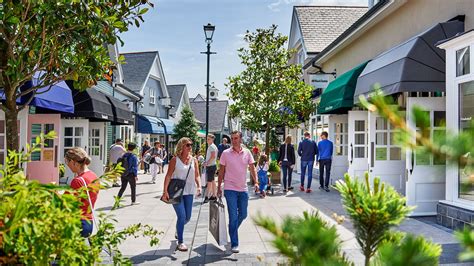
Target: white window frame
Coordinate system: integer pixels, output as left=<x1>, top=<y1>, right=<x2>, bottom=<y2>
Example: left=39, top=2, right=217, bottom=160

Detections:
left=149, top=87, right=155, bottom=105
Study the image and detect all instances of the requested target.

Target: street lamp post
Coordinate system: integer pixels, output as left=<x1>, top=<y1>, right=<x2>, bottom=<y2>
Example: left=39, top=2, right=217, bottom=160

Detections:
left=202, top=23, right=215, bottom=155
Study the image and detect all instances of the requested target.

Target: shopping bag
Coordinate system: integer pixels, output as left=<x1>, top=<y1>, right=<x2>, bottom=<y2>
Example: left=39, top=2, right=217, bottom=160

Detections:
left=201, top=169, right=206, bottom=187
left=209, top=199, right=228, bottom=246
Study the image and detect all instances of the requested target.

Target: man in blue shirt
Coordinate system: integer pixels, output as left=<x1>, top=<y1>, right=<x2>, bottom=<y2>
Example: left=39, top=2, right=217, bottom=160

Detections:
left=297, top=131, right=318, bottom=193
left=317, top=132, right=333, bottom=192
left=117, top=143, right=140, bottom=205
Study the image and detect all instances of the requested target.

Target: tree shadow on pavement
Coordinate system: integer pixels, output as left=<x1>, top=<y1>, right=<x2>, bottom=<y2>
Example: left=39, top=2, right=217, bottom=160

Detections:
left=183, top=243, right=237, bottom=264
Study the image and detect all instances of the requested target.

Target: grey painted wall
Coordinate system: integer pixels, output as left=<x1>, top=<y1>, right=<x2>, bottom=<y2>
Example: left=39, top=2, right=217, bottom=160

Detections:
left=137, top=77, right=166, bottom=118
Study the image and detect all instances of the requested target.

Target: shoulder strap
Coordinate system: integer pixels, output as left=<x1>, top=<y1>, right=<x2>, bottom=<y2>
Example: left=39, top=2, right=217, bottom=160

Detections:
left=184, top=157, right=193, bottom=181
left=77, top=176, right=98, bottom=230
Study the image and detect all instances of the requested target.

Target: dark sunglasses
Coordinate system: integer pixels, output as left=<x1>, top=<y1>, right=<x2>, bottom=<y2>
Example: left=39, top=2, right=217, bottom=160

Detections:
left=185, top=143, right=193, bottom=147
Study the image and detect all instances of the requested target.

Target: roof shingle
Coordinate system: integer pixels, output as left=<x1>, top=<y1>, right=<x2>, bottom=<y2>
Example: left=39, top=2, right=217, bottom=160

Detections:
left=120, top=51, right=157, bottom=92
left=295, top=6, right=367, bottom=53
left=190, top=100, right=228, bottom=133
left=167, top=84, right=186, bottom=116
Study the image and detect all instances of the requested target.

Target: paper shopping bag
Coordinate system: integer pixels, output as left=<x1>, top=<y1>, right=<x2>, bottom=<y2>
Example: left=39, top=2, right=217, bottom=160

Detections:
left=201, top=169, right=206, bottom=187
left=209, top=199, right=228, bottom=246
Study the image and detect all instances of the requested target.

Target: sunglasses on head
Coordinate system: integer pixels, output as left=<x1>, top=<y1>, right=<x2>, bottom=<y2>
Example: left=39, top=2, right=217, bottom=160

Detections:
left=185, top=143, right=193, bottom=147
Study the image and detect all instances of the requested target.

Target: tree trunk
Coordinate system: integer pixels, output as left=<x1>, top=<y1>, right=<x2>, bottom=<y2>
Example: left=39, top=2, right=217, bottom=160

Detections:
left=5, top=96, right=20, bottom=152
left=265, top=124, right=270, bottom=156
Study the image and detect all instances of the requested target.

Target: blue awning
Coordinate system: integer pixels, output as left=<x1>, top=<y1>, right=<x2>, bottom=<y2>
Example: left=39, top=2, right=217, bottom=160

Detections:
left=1, top=72, right=74, bottom=113
left=137, top=115, right=174, bottom=135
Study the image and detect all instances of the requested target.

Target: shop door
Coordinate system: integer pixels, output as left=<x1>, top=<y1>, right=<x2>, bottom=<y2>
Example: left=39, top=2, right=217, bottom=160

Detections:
left=328, top=114, right=348, bottom=184
left=406, top=97, right=446, bottom=216
left=347, top=111, right=369, bottom=181
left=61, top=119, right=89, bottom=181
left=89, top=122, right=106, bottom=177
left=368, top=111, right=405, bottom=193
left=27, top=114, right=61, bottom=184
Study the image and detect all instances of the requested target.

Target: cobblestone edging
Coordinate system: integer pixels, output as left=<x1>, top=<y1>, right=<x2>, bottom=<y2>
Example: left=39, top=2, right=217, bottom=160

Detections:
left=437, top=202, right=474, bottom=230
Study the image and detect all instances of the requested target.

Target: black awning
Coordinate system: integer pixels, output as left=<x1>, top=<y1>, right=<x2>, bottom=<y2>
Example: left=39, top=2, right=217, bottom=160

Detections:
left=354, top=20, right=464, bottom=102
left=65, top=87, right=114, bottom=121
left=105, top=95, right=133, bottom=125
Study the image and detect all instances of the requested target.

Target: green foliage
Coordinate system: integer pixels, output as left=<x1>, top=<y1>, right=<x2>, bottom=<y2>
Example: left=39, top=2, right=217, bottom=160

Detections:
left=375, top=234, right=442, bottom=266
left=268, top=160, right=280, bottom=172
left=254, top=211, right=352, bottom=266
left=456, top=228, right=474, bottom=261
left=59, top=163, right=65, bottom=178
left=172, top=105, right=200, bottom=153
left=0, top=0, right=152, bottom=150
left=335, top=173, right=413, bottom=266
left=0, top=132, right=160, bottom=265
left=227, top=25, right=315, bottom=155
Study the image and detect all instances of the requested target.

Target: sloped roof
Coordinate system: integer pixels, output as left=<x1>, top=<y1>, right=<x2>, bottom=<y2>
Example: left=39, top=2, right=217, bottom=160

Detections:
left=190, top=100, right=228, bottom=132
left=294, top=6, right=367, bottom=53
left=191, top=94, right=205, bottom=102
left=167, top=84, right=186, bottom=116
left=120, top=51, right=157, bottom=92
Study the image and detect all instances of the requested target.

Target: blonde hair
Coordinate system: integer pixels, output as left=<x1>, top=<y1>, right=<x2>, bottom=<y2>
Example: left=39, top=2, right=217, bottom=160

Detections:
left=175, top=137, right=192, bottom=156
left=65, top=147, right=91, bottom=165
left=285, top=135, right=292, bottom=144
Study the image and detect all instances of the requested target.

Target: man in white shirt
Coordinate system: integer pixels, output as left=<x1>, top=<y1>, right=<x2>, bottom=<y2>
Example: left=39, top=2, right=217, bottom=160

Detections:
left=109, top=139, right=126, bottom=187
left=203, top=134, right=218, bottom=203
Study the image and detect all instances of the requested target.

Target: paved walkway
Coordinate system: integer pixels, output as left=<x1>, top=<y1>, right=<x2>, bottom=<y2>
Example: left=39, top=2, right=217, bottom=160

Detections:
left=94, top=170, right=468, bottom=265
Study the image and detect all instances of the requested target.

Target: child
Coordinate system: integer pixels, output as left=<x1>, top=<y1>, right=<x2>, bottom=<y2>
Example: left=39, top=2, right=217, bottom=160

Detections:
left=257, top=154, right=270, bottom=198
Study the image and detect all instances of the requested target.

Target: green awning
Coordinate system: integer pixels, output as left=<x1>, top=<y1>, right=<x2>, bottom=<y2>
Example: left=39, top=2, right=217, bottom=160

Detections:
left=317, top=61, right=370, bottom=114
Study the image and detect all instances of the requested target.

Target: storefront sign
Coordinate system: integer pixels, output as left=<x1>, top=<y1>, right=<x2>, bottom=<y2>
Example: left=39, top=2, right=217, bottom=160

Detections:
left=309, top=74, right=331, bottom=89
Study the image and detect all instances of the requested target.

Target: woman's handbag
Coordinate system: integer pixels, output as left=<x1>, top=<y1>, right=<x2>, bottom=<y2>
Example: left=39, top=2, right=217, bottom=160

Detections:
left=162, top=161, right=193, bottom=204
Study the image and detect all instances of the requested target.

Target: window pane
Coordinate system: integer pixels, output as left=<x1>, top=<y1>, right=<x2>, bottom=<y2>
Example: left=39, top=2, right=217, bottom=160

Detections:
left=0, top=121, right=4, bottom=134
left=344, top=146, right=348, bottom=156
left=433, top=111, right=446, bottom=127
left=459, top=165, right=473, bottom=201
left=416, top=150, right=430, bottom=165
left=415, top=111, right=430, bottom=128
left=459, top=81, right=474, bottom=131
left=355, top=120, right=365, bottom=131
left=75, top=127, right=83, bottom=136
left=64, top=138, right=73, bottom=147
left=44, top=124, right=54, bottom=134
left=376, top=147, right=387, bottom=160
left=376, top=117, right=387, bottom=130
left=31, top=124, right=41, bottom=135
left=389, top=132, right=399, bottom=145
left=456, top=46, right=470, bottom=77
left=376, top=132, right=387, bottom=145
left=94, top=139, right=100, bottom=146
left=65, top=127, right=73, bottom=136
left=355, top=147, right=365, bottom=158
left=0, top=137, right=4, bottom=149
left=354, top=133, right=365, bottom=145
left=44, top=139, right=54, bottom=148
left=335, top=123, right=342, bottom=134
left=74, top=138, right=81, bottom=147
left=0, top=152, right=4, bottom=165
left=336, top=146, right=343, bottom=156
left=390, top=147, right=401, bottom=161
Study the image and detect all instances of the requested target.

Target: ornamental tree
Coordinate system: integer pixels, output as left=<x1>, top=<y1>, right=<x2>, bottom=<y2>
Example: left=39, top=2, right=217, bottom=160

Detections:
left=0, top=0, right=152, bottom=151
left=227, top=25, right=315, bottom=155
left=172, top=105, right=200, bottom=153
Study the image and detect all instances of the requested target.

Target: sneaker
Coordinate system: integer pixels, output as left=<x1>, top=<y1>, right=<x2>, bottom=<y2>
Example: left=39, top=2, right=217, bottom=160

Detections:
left=319, top=186, right=324, bottom=190
left=112, top=183, right=121, bottom=187
left=231, top=246, right=240, bottom=253
left=283, top=189, right=287, bottom=193
left=177, top=243, right=188, bottom=252
left=299, top=186, right=305, bottom=191
left=131, top=201, right=141, bottom=205
left=203, top=197, right=209, bottom=204
left=306, top=188, right=312, bottom=193
left=325, top=187, right=330, bottom=192
left=288, top=186, right=294, bottom=190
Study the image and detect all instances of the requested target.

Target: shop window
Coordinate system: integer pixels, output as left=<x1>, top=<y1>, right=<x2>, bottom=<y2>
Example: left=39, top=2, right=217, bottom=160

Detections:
left=334, top=122, right=348, bottom=156
left=353, top=120, right=366, bottom=158
left=414, top=111, right=446, bottom=166
left=375, top=118, right=401, bottom=161
left=459, top=81, right=474, bottom=201
left=88, top=129, right=100, bottom=156
left=456, top=46, right=470, bottom=77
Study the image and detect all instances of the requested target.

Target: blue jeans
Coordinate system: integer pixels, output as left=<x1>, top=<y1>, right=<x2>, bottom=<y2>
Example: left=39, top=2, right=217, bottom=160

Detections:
left=224, top=190, right=249, bottom=248
left=172, top=194, right=194, bottom=244
left=81, top=219, right=93, bottom=238
left=300, top=160, right=314, bottom=189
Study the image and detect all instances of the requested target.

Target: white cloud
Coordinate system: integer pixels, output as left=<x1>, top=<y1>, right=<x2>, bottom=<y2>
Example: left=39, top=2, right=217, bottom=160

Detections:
left=268, top=0, right=367, bottom=12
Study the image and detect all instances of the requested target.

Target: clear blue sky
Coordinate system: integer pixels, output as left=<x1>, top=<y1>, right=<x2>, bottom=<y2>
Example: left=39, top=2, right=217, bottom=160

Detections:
left=120, top=0, right=367, bottom=99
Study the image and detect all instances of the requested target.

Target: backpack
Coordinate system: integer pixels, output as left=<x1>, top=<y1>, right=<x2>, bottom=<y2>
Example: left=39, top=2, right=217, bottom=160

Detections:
left=117, top=153, right=130, bottom=176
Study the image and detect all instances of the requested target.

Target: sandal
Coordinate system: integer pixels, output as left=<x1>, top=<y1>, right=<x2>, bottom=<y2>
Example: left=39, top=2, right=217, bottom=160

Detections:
left=177, top=243, right=188, bottom=252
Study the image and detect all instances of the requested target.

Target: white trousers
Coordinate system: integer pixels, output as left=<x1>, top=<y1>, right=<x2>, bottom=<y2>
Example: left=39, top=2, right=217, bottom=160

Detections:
left=150, top=163, right=159, bottom=181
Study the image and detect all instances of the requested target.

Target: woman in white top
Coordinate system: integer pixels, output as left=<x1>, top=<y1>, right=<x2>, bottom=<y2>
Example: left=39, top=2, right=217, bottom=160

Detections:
left=162, top=137, right=201, bottom=251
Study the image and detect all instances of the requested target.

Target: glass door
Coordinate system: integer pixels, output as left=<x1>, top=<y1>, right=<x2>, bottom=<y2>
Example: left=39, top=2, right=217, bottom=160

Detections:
left=348, top=111, right=369, bottom=181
